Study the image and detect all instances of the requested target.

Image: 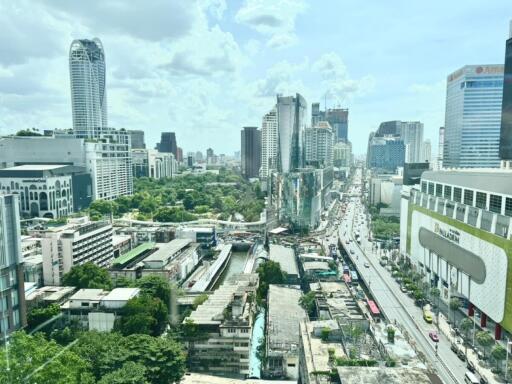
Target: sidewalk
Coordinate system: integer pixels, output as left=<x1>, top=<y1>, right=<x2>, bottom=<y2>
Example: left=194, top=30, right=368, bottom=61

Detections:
left=437, top=313, right=498, bottom=383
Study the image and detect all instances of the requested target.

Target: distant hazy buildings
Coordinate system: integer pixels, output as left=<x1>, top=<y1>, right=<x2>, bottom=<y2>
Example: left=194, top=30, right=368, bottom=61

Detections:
left=277, top=94, right=307, bottom=173
left=311, top=103, right=349, bottom=142
left=305, top=122, right=333, bottom=167
left=127, top=130, right=145, bottom=149
left=422, top=139, right=432, bottom=164
left=157, top=132, right=178, bottom=158
left=0, top=194, right=26, bottom=339
left=241, top=127, right=261, bottom=179
left=131, top=149, right=176, bottom=179
left=443, top=65, right=504, bottom=168
left=69, top=39, right=108, bottom=138
left=260, top=108, right=278, bottom=178
left=436, top=127, right=445, bottom=170
left=500, top=26, right=512, bottom=165
left=367, top=134, right=405, bottom=172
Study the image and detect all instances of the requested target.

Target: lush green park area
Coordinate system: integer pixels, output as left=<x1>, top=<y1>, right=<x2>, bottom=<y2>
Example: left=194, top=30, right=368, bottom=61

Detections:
left=88, top=169, right=264, bottom=222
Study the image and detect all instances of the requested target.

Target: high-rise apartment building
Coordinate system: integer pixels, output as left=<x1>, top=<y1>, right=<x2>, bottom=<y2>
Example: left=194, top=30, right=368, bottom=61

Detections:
left=422, top=139, right=432, bottom=164
left=127, top=130, right=145, bottom=149
left=500, top=24, right=512, bottom=164
left=157, top=132, right=178, bottom=158
left=277, top=94, right=307, bottom=173
left=69, top=39, right=108, bottom=138
left=333, top=140, right=353, bottom=168
left=260, top=108, right=278, bottom=178
left=311, top=103, right=349, bottom=142
left=443, top=65, right=504, bottom=168
left=41, top=217, right=113, bottom=286
left=304, top=122, right=333, bottom=167
left=0, top=194, right=26, bottom=340
left=367, top=135, right=405, bottom=172
left=241, top=127, right=261, bottom=179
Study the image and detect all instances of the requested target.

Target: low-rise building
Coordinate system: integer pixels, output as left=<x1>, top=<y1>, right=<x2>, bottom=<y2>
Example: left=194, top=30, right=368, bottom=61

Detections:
left=185, top=273, right=259, bottom=376
left=269, top=244, right=299, bottom=284
left=302, top=261, right=335, bottom=282
left=335, top=367, right=432, bottom=384
left=131, top=148, right=177, bottom=179
left=265, top=285, right=306, bottom=380
left=112, top=234, right=132, bottom=258
left=25, top=285, right=76, bottom=311
left=0, top=164, right=92, bottom=218
left=109, top=242, right=156, bottom=280
left=41, top=217, right=113, bottom=285
left=176, top=226, right=216, bottom=249
left=62, top=287, right=140, bottom=331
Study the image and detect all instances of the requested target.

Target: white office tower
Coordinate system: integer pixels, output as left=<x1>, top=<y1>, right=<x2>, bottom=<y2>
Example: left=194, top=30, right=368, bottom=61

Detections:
left=69, top=38, right=108, bottom=138
left=444, top=65, right=504, bottom=168
left=0, top=194, right=26, bottom=338
left=260, top=108, right=278, bottom=178
left=304, top=122, right=334, bottom=167
left=401, top=121, right=424, bottom=163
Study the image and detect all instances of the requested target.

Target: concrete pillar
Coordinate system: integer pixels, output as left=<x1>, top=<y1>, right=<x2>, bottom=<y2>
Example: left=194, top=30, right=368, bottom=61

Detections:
left=481, top=312, right=487, bottom=328
left=495, top=323, right=502, bottom=340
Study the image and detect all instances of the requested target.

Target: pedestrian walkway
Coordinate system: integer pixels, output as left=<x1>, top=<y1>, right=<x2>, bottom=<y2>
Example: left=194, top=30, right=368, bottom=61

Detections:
left=437, top=313, right=497, bottom=383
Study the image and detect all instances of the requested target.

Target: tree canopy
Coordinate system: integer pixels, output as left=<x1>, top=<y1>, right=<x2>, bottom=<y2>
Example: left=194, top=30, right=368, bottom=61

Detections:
left=62, top=262, right=112, bottom=289
left=256, top=260, right=286, bottom=302
left=115, top=295, right=168, bottom=336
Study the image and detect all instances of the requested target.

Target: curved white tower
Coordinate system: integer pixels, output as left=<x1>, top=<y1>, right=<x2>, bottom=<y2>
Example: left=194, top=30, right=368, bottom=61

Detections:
left=69, top=38, right=107, bottom=138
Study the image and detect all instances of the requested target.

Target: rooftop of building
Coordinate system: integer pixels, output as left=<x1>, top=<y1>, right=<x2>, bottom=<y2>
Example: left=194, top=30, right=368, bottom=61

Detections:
left=23, top=254, right=43, bottom=265
left=422, top=169, right=512, bottom=196
left=69, top=288, right=107, bottom=301
left=310, top=282, right=366, bottom=322
left=1, top=164, right=68, bottom=171
left=300, top=320, right=345, bottom=378
left=112, top=234, right=131, bottom=246
left=335, top=367, right=433, bottom=384
left=269, top=244, right=299, bottom=276
left=267, top=285, right=306, bottom=353
left=112, top=242, right=156, bottom=267
left=25, top=285, right=76, bottom=302
left=101, top=288, right=140, bottom=302
left=181, top=373, right=295, bottom=384
left=303, top=261, right=330, bottom=271
left=185, top=273, right=258, bottom=326
left=143, top=239, right=192, bottom=263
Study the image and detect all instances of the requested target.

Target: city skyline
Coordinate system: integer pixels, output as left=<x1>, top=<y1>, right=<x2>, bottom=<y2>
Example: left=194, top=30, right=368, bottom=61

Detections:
left=0, top=1, right=511, bottom=155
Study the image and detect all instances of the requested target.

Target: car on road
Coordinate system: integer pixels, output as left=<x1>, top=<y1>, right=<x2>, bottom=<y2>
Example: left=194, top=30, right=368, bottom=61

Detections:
left=457, top=348, right=466, bottom=361
left=422, top=306, right=433, bottom=323
left=400, top=285, right=408, bottom=293
left=364, top=262, right=370, bottom=268
left=466, top=360, right=476, bottom=373
left=350, top=249, right=355, bottom=254
left=428, top=331, right=439, bottom=342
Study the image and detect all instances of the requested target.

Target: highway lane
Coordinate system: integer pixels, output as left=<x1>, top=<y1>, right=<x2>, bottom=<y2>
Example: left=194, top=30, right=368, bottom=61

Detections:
left=334, top=172, right=464, bottom=384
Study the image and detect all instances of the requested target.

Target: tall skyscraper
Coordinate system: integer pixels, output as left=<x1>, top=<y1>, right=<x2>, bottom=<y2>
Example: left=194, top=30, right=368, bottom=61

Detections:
left=500, top=23, right=512, bottom=164
left=69, top=38, right=107, bottom=138
left=127, top=130, right=145, bottom=149
left=444, top=65, right=504, bottom=168
left=305, top=122, right=333, bottom=167
left=277, top=94, right=307, bottom=173
left=157, top=132, right=178, bottom=158
left=377, top=120, right=423, bottom=163
left=0, top=194, right=26, bottom=340
left=241, top=127, right=261, bottom=179
left=260, top=108, right=278, bottom=178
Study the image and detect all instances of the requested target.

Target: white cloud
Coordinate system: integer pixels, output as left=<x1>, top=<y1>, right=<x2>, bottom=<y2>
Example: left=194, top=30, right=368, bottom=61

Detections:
left=235, top=0, right=307, bottom=48
left=312, top=52, right=375, bottom=103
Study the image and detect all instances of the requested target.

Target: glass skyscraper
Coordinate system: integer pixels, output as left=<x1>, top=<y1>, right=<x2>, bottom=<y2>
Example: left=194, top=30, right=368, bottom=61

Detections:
left=276, top=93, right=307, bottom=173
left=69, top=38, right=108, bottom=138
left=500, top=30, right=512, bottom=161
left=443, top=65, right=504, bottom=168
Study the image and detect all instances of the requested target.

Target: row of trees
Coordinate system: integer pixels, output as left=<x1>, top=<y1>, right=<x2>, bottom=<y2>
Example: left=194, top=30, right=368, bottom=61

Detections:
left=0, top=331, right=186, bottom=384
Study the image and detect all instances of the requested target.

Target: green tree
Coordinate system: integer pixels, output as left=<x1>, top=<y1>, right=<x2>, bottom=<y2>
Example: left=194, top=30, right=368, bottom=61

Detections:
left=299, top=291, right=317, bottom=318
left=256, top=260, right=286, bottom=302
left=90, top=199, right=118, bottom=216
left=460, top=318, right=473, bottom=356
left=115, top=295, right=168, bottom=336
left=491, top=344, right=506, bottom=372
left=387, top=326, right=396, bottom=344
left=62, top=262, right=112, bottom=289
left=98, top=362, right=149, bottom=384
left=449, top=297, right=461, bottom=324
left=476, top=331, right=494, bottom=359
left=135, top=275, right=171, bottom=309
left=16, top=128, right=42, bottom=136
left=0, top=331, right=94, bottom=384
left=192, top=293, right=209, bottom=309
left=27, top=303, right=61, bottom=329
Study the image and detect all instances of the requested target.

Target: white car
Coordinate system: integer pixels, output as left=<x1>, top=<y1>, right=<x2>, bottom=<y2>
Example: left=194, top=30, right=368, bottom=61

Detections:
left=364, top=262, right=370, bottom=268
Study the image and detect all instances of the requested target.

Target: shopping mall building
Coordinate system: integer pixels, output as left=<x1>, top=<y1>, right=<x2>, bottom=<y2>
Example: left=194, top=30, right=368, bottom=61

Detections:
left=400, top=169, right=512, bottom=339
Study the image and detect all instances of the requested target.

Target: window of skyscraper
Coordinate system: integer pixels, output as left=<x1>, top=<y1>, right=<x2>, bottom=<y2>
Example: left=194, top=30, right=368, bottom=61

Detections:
left=476, top=192, right=487, bottom=209
left=489, top=194, right=502, bottom=213
left=444, top=185, right=452, bottom=199
left=421, top=181, right=427, bottom=193
left=506, top=197, right=512, bottom=217
left=428, top=182, right=434, bottom=195
left=453, top=187, right=462, bottom=203
left=435, top=184, right=443, bottom=197
left=463, top=189, right=474, bottom=206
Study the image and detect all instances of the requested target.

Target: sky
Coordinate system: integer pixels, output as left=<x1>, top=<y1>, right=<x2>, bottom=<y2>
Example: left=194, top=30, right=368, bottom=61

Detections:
left=0, top=1, right=510, bottom=156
